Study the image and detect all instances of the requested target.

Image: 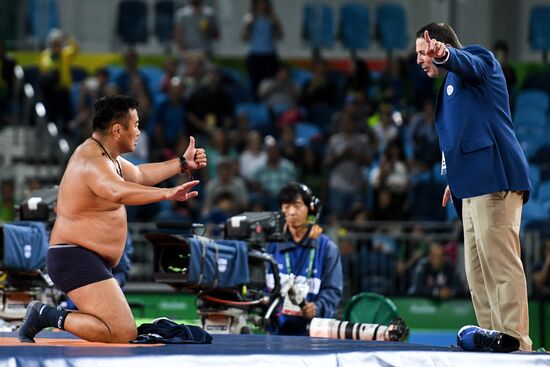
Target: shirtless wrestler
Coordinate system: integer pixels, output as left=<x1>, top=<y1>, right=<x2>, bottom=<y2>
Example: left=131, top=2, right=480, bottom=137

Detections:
left=18, top=95, right=207, bottom=343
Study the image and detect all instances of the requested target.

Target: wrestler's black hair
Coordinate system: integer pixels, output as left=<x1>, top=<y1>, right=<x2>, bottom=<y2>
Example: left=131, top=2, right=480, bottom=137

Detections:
left=416, top=23, right=462, bottom=49
left=92, top=95, right=139, bottom=131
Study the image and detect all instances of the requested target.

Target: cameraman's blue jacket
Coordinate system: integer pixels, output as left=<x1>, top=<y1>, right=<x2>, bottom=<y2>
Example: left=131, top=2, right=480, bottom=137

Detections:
left=266, top=227, right=343, bottom=335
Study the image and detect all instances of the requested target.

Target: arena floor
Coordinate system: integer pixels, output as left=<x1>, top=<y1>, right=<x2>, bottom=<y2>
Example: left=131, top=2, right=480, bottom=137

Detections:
left=0, top=331, right=548, bottom=367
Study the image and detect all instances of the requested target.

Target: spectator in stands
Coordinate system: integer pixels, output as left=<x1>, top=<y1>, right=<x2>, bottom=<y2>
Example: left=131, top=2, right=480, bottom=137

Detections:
left=231, top=111, right=252, bottom=153
left=0, top=179, right=15, bottom=221
left=174, top=0, right=220, bottom=58
left=202, top=157, right=248, bottom=217
left=0, top=40, right=15, bottom=127
left=114, top=48, right=149, bottom=96
left=379, top=56, right=407, bottom=110
left=416, top=23, right=532, bottom=350
left=38, top=29, right=78, bottom=132
left=369, top=139, right=410, bottom=220
left=324, top=111, right=370, bottom=219
left=186, top=68, right=234, bottom=138
left=241, top=0, right=284, bottom=99
left=203, top=191, right=239, bottom=237
left=346, top=58, right=372, bottom=100
left=204, top=128, right=238, bottom=180
left=330, top=92, right=373, bottom=136
left=407, top=99, right=439, bottom=173
left=408, top=242, right=463, bottom=299
left=159, top=57, right=179, bottom=95
left=151, top=76, right=187, bottom=162
left=301, top=58, right=338, bottom=109
left=396, top=225, right=429, bottom=293
left=251, top=135, right=297, bottom=210
left=265, top=182, right=342, bottom=335
left=406, top=48, right=435, bottom=111
left=258, top=64, right=299, bottom=114
left=179, top=50, right=211, bottom=98
left=128, top=76, right=153, bottom=136
left=71, top=68, right=113, bottom=145
left=532, top=238, right=550, bottom=297
left=298, top=145, right=324, bottom=200
left=371, top=103, right=399, bottom=157
left=370, top=189, right=397, bottom=221
left=238, top=130, right=267, bottom=183
left=156, top=200, right=196, bottom=224
left=279, top=124, right=303, bottom=166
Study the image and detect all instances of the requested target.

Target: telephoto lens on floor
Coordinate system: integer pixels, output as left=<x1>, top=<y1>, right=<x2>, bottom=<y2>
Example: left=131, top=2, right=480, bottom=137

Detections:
left=308, top=317, right=409, bottom=342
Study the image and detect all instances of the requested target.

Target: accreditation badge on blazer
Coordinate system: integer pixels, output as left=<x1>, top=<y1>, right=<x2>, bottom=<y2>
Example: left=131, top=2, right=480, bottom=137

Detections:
left=441, top=152, right=447, bottom=175
left=446, top=85, right=454, bottom=96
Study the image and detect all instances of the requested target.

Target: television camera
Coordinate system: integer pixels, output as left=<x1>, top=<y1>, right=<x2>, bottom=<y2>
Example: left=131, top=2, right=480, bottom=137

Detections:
left=146, top=211, right=291, bottom=334
left=0, top=187, right=59, bottom=325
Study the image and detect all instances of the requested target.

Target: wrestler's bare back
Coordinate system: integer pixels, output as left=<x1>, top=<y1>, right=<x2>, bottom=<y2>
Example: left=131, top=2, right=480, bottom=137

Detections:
left=50, top=140, right=127, bottom=268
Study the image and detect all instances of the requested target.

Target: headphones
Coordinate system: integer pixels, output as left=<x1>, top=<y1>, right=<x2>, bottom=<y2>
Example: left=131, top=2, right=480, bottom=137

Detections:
left=298, top=183, right=321, bottom=216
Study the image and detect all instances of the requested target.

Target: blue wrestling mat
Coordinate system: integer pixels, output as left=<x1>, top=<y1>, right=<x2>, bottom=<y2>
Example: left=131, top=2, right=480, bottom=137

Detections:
left=0, top=331, right=548, bottom=367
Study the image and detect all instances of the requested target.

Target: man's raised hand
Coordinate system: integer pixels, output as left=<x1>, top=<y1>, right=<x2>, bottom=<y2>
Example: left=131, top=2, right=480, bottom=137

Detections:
left=424, top=30, right=448, bottom=60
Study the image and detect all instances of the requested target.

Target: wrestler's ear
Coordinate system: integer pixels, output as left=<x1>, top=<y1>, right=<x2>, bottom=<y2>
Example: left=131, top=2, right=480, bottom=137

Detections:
left=111, top=122, right=122, bottom=138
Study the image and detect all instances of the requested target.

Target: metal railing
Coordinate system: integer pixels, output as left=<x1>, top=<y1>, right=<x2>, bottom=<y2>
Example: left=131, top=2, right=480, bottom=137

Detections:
left=126, top=220, right=545, bottom=300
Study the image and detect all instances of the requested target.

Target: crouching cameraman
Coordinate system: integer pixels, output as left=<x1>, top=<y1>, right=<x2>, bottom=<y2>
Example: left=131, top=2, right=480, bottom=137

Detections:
left=265, top=182, right=343, bottom=335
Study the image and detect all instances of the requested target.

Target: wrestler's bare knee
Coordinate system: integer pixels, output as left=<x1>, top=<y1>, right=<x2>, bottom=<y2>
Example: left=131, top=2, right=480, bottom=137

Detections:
left=110, top=324, right=137, bottom=343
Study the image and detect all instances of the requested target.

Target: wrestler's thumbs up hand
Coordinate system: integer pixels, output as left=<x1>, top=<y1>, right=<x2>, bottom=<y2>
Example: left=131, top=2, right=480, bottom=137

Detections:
left=183, top=136, right=207, bottom=170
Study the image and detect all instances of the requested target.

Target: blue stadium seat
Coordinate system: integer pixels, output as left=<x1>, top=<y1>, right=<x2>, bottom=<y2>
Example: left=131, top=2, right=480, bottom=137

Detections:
left=515, top=89, right=550, bottom=112
left=235, top=102, right=271, bottom=133
left=446, top=201, right=459, bottom=222
left=154, top=0, right=175, bottom=43
left=221, top=67, right=243, bottom=85
left=294, top=122, right=322, bottom=146
left=514, top=109, right=547, bottom=129
left=25, top=0, right=60, bottom=46
left=291, top=68, right=313, bottom=89
left=221, top=67, right=253, bottom=105
left=140, top=66, right=164, bottom=97
left=70, top=66, right=88, bottom=83
left=529, top=164, right=542, bottom=196
left=339, top=3, right=370, bottom=50
left=117, top=0, right=149, bottom=44
left=302, top=2, right=335, bottom=49
left=538, top=181, right=550, bottom=202
left=529, top=6, right=550, bottom=50
left=70, top=82, right=80, bottom=116
left=376, top=3, right=407, bottom=51
left=522, top=198, right=549, bottom=229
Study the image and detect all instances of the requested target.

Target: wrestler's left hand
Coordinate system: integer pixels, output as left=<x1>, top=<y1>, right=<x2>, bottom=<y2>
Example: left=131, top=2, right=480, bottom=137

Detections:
left=183, top=136, right=208, bottom=170
left=167, top=180, right=200, bottom=201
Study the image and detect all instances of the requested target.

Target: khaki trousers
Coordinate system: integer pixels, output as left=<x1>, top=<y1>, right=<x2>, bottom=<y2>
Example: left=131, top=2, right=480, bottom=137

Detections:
left=462, top=191, right=532, bottom=351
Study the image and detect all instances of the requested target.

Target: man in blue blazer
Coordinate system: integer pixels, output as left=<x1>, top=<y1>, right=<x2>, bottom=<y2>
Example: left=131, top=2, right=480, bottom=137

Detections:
left=415, top=23, right=532, bottom=351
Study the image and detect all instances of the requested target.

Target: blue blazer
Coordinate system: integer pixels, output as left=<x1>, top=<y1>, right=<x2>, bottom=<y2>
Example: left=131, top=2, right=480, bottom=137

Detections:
left=435, top=45, right=531, bottom=200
